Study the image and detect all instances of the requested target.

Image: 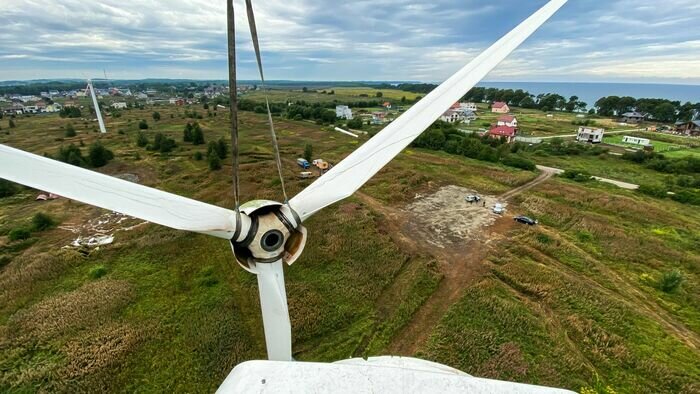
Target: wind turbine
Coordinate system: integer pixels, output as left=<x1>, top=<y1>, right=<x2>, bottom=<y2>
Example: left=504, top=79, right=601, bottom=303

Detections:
left=0, top=0, right=573, bottom=392
left=85, top=78, right=107, bottom=133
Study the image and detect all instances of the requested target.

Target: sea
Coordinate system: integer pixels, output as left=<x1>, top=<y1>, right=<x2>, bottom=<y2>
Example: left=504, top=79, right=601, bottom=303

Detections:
left=475, top=82, right=700, bottom=108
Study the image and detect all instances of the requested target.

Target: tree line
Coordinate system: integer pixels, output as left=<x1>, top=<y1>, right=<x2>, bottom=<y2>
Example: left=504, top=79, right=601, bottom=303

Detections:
left=411, top=121, right=536, bottom=171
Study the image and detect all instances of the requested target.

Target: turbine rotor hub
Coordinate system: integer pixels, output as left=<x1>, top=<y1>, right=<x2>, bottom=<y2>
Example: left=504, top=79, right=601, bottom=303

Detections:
left=230, top=200, right=307, bottom=272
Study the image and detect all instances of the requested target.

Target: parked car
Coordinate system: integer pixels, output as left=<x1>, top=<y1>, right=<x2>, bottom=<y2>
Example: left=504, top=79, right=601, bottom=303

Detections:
left=514, top=215, right=538, bottom=225
left=492, top=203, right=505, bottom=214
left=465, top=194, right=481, bottom=203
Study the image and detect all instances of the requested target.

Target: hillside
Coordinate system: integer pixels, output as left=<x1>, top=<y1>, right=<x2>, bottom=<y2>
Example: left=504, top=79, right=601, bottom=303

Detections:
left=1, top=98, right=698, bottom=393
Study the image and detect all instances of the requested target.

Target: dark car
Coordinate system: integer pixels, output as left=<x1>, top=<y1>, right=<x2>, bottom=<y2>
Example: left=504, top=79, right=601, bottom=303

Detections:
left=514, top=215, right=538, bottom=225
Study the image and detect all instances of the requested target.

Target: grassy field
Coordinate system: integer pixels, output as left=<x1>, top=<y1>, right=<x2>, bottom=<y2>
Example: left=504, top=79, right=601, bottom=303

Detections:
left=1, top=99, right=698, bottom=392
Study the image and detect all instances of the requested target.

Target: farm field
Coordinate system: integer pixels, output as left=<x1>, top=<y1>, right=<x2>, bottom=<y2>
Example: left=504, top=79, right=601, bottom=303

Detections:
left=1, top=103, right=699, bottom=393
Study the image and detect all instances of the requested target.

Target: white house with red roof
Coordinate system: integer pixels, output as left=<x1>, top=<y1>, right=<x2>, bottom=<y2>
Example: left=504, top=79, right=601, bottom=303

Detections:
left=488, top=125, right=517, bottom=143
left=497, top=115, right=518, bottom=128
left=491, top=101, right=510, bottom=113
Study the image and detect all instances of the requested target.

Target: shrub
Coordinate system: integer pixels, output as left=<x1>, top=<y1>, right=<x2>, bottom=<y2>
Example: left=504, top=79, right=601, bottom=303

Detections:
left=32, top=212, right=56, bottom=231
left=138, top=120, right=149, bottom=130
left=88, top=265, right=108, bottom=279
left=194, top=151, right=203, bottom=161
left=208, top=152, right=222, bottom=170
left=65, top=123, right=76, bottom=137
left=536, top=233, right=552, bottom=244
left=57, top=144, right=86, bottom=167
left=638, top=184, right=667, bottom=198
left=8, top=228, right=31, bottom=241
left=88, top=141, right=114, bottom=167
left=303, top=143, right=313, bottom=162
left=152, top=111, right=161, bottom=121
left=136, top=131, right=149, bottom=147
left=183, top=123, right=194, bottom=142
left=0, top=179, right=18, bottom=198
left=658, top=269, right=683, bottom=293
left=9, top=119, right=16, bottom=128
left=502, top=155, right=535, bottom=171
left=192, top=122, right=205, bottom=145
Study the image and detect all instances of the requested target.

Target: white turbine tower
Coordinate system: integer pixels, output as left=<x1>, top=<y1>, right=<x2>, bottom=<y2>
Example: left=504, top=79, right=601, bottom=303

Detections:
left=1, top=1, right=574, bottom=392
left=86, top=79, right=107, bottom=133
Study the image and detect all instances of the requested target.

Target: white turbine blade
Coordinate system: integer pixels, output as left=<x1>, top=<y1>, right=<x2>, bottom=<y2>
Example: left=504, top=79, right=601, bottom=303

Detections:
left=334, top=127, right=358, bottom=138
left=0, top=144, right=237, bottom=239
left=87, top=80, right=107, bottom=133
left=289, top=0, right=567, bottom=220
left=253, top=260, right=293, bottom=361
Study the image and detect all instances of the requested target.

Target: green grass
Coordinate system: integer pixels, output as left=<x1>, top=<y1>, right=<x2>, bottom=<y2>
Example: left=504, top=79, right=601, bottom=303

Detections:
left=1, top=91, right=698, bottom=392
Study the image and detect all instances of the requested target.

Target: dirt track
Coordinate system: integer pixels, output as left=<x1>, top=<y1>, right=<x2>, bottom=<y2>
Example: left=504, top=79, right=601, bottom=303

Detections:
left=357, top=169, right=557, bottom=355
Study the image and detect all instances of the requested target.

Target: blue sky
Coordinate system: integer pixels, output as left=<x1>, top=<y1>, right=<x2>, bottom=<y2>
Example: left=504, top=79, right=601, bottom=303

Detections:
left=1, top=0, right=699, bottom=84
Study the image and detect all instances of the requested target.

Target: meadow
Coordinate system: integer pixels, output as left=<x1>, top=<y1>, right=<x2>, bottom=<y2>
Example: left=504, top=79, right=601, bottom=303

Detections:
left=0, top=95, right=698, bottom=392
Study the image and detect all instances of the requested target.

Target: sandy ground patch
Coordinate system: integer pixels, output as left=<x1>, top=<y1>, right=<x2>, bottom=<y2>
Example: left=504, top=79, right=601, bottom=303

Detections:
left=405, top=185, right=507, bottom=249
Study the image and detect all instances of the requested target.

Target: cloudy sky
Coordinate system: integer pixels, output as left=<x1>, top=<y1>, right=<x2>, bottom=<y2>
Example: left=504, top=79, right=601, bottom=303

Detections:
left=1, top=0, right=700, bottom=84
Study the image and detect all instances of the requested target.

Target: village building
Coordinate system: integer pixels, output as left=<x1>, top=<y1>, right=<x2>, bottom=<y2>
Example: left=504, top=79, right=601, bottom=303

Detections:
left=488, top=125, right=517, bottom=143
left=497, top=115, right=518, bottom=128
left=46, top=103, right=63, bottom=113
left=382, top=102, right=392, bottom=110
left=576, top=127, right=605, bottom=143
left=112, top=102, right=128, bottom=109
left=622, top=135, right=651, bottom=146
left=439, top=109, right=467, bottom=124
left=674, top=120, right=700, bottom=137
left=620, top=111, right=645, bottom=124
left=461, top=102, right=478, bottom=112
left=491, top=101, right=510, bottom=113
left=335, top=105, right=353, bottom=120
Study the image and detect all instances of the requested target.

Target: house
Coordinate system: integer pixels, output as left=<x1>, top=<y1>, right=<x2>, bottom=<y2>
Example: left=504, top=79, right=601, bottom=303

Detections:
left=3, top=104, right=24, bottom=115
left=136, top=92, right=148, bottom=100
left=461, top=102, right=478, bottom=112
left=620, top=112, right=645, bottom=124
left=622, top=135, right=651, bottom=146
left=674, top=120, right=700, bottom=137
left=46, top=103, right=63, bottom=113
left=382, top=102, right=392, bottom=109
left=111, top=102, right=128, bottom=109
left=491, top=101, right=510, bottom=113
left=335, top=105, right=353, bottom=120
left=497, top=115, right=518, bottom=128
left=576, top=127, right=605, bottom=143
left=488, top=126, right=517, bottom=143
left=440, top=109, right=467, bottom=124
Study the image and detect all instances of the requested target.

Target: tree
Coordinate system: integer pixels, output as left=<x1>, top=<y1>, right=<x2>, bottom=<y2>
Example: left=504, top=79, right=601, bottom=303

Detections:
left=152, top=111, right=161, bottom=121
left=65, top=123, right=76, bottom=137
left=659, top=269, right=683, bottom=293
left=136, top=131, right=149, bottom=147
left=216, top=138, right=228, bottom=159
left=9, top=119, right=16, bottom=128
left=192, top=122, right=205, bottom=145
left=347, top=118, right=363, bottom=129
left=183, top=123, right=194, bottom=142
left=376, top=91, right=383, bottom=98
left=139, top=120, right=149, bottom=130
left=57, top=144, right=86, bottom=167
left=302, top=87, right=308, bottom=93
left=208, top=152, right=222, bottom=170
left=88, top=141, right=114, bottom=167
left=303, top=143, right=313, bottom=162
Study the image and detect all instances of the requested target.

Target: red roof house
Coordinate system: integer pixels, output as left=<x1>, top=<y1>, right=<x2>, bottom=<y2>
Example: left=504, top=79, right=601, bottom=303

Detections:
left=488, top=126, right=517, bottom=143
left=497, top=115, right=518, bottom=128
left=491, top=101, right=510, bottom=113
